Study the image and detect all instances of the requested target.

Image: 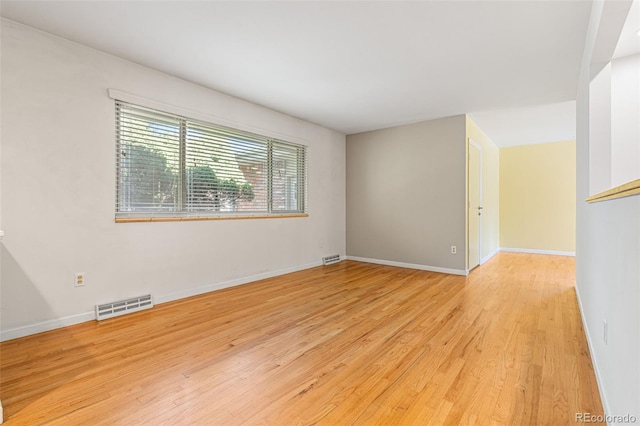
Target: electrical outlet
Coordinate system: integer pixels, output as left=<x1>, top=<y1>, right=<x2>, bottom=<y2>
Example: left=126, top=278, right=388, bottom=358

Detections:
left=74, top=272, right=85, bottom=287
left=603, top=320, right=608, bottom=345
left=451, top=246, right=457, bottom=254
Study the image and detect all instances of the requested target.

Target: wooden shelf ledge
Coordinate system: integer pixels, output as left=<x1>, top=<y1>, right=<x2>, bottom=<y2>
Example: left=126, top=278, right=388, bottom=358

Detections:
left=586, top=179, right=640, bottom=203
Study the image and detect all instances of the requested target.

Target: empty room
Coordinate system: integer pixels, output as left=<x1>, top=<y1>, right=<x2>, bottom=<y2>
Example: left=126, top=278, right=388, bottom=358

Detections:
left=1, top=1, right=638, bottom=425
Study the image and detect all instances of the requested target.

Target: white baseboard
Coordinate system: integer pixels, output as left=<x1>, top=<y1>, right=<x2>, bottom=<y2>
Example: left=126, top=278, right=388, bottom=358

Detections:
left=500, top=247, right=576, bottom=256
left=346, top=256, right=468, bottom=276
left=480, top=248, right=500, bottom=265
left=0, top=260, right=324, bottom=342
left=575, top=284, right=610, bottom=418
left=154, top=260, right=322, bottom=305
left=0, top=311, right=95, bottom=342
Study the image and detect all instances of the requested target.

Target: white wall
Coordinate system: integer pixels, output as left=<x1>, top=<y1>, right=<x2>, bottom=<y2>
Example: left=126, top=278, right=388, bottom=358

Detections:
left=576, top=0, right=639, bottom=421
left=0, top=20, right=346, bottom=340
left=589, top=53, right=640, bottom=194
left=611, top=54, right=640, bottom=187
left=346, top=115, right=467, bottom=274
left=589, top=62, right=612, bottom=194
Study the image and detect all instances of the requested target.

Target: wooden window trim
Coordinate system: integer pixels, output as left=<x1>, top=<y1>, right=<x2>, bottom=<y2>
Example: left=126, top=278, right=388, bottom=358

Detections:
left=116, top=213, right=309, bottom=223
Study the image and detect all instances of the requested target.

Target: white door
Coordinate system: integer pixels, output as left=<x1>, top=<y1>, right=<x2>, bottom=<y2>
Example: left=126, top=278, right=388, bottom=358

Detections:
left=468, top=141, right=482, bottom=270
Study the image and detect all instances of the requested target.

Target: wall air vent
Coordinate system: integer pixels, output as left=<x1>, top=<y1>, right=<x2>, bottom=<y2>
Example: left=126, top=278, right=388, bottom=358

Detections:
left=322, top=254, right=341, bottom=265
left=96, top=294, right=153, bottom=321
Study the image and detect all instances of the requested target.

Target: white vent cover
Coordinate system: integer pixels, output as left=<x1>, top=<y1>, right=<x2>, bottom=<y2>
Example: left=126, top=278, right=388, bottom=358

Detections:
left=96, top=294, right=153, bottom=321
left=322, top=254, right=341, bottom=265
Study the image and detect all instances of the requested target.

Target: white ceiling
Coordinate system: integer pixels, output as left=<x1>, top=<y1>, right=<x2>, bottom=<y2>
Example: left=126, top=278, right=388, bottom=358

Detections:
left=1, top=1, right=593, bottom=139
left=469, top=101, right=576, bottom=148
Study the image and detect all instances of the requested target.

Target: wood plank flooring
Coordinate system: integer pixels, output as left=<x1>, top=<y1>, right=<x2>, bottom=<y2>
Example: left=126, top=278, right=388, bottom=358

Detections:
left=0, top=253, right=603, bottom=425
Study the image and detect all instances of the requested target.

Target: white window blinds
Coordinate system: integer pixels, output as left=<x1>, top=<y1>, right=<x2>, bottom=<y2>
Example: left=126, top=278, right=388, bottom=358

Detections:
left=115, top=101, right=307, bottom=219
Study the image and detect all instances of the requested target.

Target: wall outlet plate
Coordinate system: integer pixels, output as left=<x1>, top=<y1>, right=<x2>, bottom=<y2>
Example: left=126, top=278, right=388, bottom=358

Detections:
left=74, top=272, right=85, bottom=287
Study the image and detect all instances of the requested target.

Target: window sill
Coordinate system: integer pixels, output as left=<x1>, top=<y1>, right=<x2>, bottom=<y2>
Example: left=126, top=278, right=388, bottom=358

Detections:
left=115, top=213, right=309, bottom=223
left=586, top=178, right=640, bottom=203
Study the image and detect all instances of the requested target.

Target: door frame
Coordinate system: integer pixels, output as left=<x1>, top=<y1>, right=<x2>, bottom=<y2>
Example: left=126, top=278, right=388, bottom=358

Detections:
left=468, top=139, right=483, bottom=270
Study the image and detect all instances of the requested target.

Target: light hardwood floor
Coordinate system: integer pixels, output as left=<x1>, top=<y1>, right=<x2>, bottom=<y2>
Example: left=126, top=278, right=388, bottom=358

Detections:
left=0, top=253, right=602, bottom=425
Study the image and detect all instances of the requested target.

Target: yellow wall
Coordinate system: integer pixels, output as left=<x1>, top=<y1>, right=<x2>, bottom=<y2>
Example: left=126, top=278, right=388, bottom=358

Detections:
left=466, top=117, right=500, bottom=261
left=500, top=140, right=576, bottom=252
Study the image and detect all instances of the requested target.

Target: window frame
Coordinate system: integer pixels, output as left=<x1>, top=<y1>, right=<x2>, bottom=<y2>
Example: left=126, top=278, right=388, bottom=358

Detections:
left=115, top=100, right=308, bottom=222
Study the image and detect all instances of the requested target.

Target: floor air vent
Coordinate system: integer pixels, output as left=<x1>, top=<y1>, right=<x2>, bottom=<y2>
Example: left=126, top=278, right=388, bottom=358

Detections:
left=96, top=294, right=153, bottom=321
left=322, top=254, right=341, bottom=265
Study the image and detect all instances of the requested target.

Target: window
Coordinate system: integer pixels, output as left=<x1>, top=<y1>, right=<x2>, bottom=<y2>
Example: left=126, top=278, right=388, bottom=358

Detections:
left=115, top=101, right=307, bottom=220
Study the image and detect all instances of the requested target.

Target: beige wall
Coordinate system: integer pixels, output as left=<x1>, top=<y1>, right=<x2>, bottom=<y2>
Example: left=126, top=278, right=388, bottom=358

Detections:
left=346, top=115, right=467, bottom=273
left=500, top=140, right=576, bottom=252
left=466, top=117, right=500, bottom=262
